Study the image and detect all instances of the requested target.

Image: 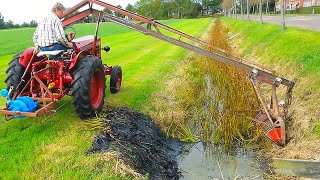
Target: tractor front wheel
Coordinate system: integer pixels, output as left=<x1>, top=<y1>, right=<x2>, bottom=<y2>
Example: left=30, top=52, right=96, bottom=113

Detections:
left=72, top=56, right=106, bottom=119
left=110, top=65, right=122, bottom=94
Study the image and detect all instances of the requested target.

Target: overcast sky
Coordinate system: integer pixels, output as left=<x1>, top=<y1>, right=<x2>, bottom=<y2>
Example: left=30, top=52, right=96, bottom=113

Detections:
left=0, top=0, right=138, bottom=24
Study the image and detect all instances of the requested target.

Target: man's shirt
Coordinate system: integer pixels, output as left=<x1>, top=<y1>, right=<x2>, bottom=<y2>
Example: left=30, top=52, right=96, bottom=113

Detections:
left=33, top=13, right=68, bottom=47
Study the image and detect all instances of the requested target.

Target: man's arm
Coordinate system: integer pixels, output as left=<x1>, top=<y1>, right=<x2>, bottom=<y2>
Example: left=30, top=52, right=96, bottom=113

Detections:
left=54, top=19, right=72, bottom=48
left=33, top=27, right=38, bottom=47
left=33, top=27, right=40, bottom=54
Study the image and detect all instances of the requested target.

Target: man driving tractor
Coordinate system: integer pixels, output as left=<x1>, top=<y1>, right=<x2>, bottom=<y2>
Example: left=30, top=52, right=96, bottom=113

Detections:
left=33, top=2, right=73, bottom=54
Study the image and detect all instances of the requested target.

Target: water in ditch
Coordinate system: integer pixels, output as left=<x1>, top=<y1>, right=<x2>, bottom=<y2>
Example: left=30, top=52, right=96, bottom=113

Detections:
left=177, top=73, right=267, bottom=179
left=178, top=142, right=265, bottom=179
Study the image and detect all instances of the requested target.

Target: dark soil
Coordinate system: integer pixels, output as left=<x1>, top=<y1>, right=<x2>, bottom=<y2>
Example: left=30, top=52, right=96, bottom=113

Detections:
left=88, top=107, right=182, bottom=180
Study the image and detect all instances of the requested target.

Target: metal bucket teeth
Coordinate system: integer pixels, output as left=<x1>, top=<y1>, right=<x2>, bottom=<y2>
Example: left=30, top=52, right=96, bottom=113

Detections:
left=256, top=109, right=286, bottom=146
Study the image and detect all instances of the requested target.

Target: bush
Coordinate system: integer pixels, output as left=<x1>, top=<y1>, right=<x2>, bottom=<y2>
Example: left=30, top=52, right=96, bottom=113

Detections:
left=286, top=9, right=299, bottom=14
left=297, top=6, right=320, bottom=14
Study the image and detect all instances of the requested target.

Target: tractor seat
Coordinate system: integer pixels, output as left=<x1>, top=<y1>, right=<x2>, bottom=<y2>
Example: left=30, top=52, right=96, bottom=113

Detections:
left=37, top=50, right=65, bottom=57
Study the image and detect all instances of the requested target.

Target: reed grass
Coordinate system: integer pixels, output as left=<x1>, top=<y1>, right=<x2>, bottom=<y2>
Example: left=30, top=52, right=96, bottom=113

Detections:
left=192, top=20, right=264, bottom=145
left=150, top=20, right=265, bottom=146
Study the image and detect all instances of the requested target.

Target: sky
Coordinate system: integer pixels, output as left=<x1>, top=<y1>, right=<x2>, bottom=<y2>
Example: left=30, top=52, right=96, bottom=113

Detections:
left=0, top=0, right=138, bottom=24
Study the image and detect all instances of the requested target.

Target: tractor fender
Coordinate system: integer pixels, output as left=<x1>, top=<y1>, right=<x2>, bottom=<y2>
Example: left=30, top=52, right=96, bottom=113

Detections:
left=19, top=47, right=43, bottom=68
left=69, top=51, right=88, bottom=70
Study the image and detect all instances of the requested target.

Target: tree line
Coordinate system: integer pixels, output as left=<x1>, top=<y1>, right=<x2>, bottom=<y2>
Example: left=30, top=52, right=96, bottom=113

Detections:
left=221, top=0, right=287, bottom=30
left=103, top=0, right=223, bottom=20
left=221, top=0, right=278, bottom=16
left=1, top=0, right=223, bottom=29
left=0, top=13, right=37, bottom=29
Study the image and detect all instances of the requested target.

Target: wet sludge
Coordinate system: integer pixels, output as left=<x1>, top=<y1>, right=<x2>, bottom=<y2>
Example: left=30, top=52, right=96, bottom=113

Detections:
left=88, top=107, right=182, bottom=180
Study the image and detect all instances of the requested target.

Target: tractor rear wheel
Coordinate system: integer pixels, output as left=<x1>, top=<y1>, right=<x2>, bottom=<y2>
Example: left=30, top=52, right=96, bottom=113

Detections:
left=5, top=53, right=29, bottom=98
left=71, top=56, right=106, bottom=119
left=110, top=65, right=122, bottom=94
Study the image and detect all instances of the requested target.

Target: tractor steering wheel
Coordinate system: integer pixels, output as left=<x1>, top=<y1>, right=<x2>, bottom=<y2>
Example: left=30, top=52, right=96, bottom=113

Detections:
left=65, top=26, right=77, bottom=42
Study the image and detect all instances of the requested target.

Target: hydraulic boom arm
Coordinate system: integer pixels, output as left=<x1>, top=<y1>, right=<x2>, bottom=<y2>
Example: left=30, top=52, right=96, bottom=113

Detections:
left=62, top=0, right=294, bottom=89
left=62, top=0, right=295, bottom=146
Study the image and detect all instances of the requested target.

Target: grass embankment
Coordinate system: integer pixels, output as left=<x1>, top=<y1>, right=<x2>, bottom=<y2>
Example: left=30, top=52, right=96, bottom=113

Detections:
left=0, top=18, right=212, bottom=178
left=221, top=17, right=320, bottom=159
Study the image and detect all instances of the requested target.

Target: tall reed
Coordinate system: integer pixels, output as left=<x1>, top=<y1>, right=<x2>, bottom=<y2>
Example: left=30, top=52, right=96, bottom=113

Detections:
left=149, top=20, right=265, bottom=145
left=193, top=20, right=264, bottom=145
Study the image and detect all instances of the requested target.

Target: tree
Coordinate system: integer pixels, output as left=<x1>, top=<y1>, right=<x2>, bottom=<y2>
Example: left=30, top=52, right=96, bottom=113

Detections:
left=102, top=8, right=113, bottom=22
left=221, top=0, right=234, bottom=16
left=162, top=1, right=177, bottom=19
left=125, top=4, right=135, bottom=12
left=0, top=13, right=5, bottom=29
left=259, top=0, right=263, bottom=24
left=202, top=0, right=223, bottom=13
left=240, top=0, right=244, bottom=20
left=115, top=5, right=125, bottom=18
left=135, top=0, right=203, bottom=19
left=246, top=0, right=250, bottom=21
left=6, top=20, right=14, bottom=29
left=103, top=8, right=113, bottom=15
left=29, top=20, right=37, bottom=27
left=180, top=0, right=199, bottom=18
left=149, top=0, right=163, bottom=19
left=21, top=22, right=29, bottom=27
left=280, top=0, right=286, bottom=30
left=136, top=0, right=153, bottom=18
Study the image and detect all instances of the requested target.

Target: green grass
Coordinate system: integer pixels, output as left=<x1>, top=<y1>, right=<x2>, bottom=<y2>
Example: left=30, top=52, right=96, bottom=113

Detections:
left=0, top=23, right=132, bottom=56
left=221, top=17, right=320, bottom=76
left=0, top=18, right=212, bottom=178
left=315, top=122, right=320, bottom=136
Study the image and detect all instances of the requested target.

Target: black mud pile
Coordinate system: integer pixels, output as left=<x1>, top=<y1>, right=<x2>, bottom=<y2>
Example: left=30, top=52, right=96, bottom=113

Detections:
left=88, top=107, right=182, bottom=180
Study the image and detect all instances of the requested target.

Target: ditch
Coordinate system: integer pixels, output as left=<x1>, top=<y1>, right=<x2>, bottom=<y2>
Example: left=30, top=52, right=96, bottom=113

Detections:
left=88, top=107, right=270, bottom=179
left=88, top=19, right=294, bottom=179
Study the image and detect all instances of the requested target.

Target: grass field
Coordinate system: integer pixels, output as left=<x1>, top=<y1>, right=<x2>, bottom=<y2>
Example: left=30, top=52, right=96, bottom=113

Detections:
left=0, top=18, right=212, bottom=178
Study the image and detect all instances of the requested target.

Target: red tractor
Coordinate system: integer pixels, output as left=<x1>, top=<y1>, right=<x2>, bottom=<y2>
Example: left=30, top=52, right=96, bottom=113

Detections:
left=1, top=20, right=122, bottom=119
left=0, top=0, right=295, bottom=146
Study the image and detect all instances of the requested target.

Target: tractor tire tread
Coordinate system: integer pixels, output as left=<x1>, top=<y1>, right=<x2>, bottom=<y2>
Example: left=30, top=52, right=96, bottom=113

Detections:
left=4, top=52, right=29, bottom=98
left=110, top=65, right=122, bottom=94
left=71, top=55, right=105, bottom=119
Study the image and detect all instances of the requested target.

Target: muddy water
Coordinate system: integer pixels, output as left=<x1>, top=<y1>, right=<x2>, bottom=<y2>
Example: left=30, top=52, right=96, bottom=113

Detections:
left=178, top=142, right=264, bottom=179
